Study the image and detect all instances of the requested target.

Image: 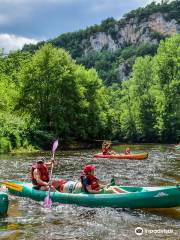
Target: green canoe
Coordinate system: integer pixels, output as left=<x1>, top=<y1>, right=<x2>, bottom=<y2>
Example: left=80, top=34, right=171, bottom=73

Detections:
left=0, top=192, right=9, bottom=216
left=175, top=145, right=180, bottom=150
left=8, top=182, right=180, bottom=209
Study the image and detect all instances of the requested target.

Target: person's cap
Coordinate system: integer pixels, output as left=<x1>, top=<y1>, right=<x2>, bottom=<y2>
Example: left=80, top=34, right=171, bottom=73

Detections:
left=83, top=165, right=96, bottom=174
left=36, top=157, right=46, bottom=164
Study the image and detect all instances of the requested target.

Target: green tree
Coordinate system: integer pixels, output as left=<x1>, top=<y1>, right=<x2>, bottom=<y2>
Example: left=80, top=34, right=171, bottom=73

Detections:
left=152, top=34, right=180, bottom=141
left=0, top=51, right=30, bottom=152
left=119, top=80, right=138, bottom=141
left=18, top=44, right=108, bottom=143
left=129, top=56, right=157, bottom=141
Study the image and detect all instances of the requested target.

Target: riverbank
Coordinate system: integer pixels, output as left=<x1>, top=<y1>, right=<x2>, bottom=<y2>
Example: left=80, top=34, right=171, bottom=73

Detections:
left=3, top=141, right=179, bottom=155
left=1, top=134, right=179, bottom=154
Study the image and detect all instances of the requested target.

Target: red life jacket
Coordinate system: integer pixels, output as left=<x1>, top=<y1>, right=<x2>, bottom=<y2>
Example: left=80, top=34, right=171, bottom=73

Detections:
left=102, top=145, right=110, bottom=155
left=31, top=164, right=49, bottom=186
left=102, top=144, right=110, bottom=155
left=80, top=174, right=99, bottom=192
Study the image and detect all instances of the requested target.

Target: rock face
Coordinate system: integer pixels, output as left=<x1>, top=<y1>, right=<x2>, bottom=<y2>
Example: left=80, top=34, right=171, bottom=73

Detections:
left=86, top=12, right=179, bottom=53
left=83, top=12, right=179, bottom=81
left=148, top=12, right=178, bottom=36
left=117, top=19, right=156, bottom=47
left=118, top=62, right=132, bottom=81
left=90, top=32, right=117, bottom=52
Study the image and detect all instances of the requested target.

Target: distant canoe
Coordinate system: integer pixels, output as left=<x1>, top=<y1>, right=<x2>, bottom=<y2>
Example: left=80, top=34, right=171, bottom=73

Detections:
left=94, top=152, right=148, bottom=160
left=0, top=192, right=8, bottom=216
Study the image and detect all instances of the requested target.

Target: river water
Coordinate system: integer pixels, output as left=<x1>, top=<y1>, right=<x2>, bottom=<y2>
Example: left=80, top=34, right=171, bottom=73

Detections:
left=0, top=144, right=180, bottom=239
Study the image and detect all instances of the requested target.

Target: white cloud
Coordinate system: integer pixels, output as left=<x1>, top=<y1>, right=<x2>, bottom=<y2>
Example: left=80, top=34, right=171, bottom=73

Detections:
left=0, top=34, right=38, bottom=53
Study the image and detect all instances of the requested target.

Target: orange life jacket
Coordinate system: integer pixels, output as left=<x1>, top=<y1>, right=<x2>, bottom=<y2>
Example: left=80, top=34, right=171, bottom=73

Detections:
left=31, top=164, right=49, bottom=186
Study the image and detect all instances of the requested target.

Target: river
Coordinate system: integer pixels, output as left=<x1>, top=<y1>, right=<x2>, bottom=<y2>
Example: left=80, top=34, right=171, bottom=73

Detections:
left=0, top=144, right=180, bottom=239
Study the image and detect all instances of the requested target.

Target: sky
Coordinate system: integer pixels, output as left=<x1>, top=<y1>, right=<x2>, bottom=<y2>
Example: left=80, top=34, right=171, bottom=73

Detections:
left=0, top=0, right=162, bottom=53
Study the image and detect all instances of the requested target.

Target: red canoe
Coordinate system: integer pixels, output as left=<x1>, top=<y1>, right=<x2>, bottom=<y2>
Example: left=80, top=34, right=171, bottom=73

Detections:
left=94, top=152, right=148, bottom=160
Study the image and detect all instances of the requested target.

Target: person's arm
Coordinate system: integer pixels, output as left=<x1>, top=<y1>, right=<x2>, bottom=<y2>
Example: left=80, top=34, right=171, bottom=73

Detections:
left=99, top=183, right=109, bottom=188
left=33, top=169, right=49, bottom=186
left=98, top=179, right=107, bottom=188
left=108, top=143, right=112, bottom=148
left=102, top=143, right=105, bottom=151
left=45, top=158, right=55, bottom=167
left=86, top=185, right=103, bottom=194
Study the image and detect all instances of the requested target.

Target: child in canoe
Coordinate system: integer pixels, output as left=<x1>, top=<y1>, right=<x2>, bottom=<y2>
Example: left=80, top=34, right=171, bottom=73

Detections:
left=80, top=165, right=127, bottom=194
left=102, top=141, right=116, bottom=155
left=124, top=147, right=131, bottom=155
left=57, top=165, right=127, bottom=194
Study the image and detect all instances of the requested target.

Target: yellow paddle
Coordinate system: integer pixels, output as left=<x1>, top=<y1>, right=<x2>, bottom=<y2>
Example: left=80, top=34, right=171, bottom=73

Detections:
left=0, top=180, right=23, bottom=192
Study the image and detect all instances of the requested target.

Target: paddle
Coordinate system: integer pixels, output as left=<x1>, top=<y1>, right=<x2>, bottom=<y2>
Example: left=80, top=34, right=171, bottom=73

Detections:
left=44, top=139, right=59, bottom=208
left=0, top=180, right=23, bottom=192
left=95, top=140, right=120, bottom=144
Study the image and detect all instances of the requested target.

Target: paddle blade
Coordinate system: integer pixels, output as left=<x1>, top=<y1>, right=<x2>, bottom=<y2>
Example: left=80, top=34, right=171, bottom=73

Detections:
left=44, top=194, right=52, bottom=208
left=52, top=140, right=58, bottom=155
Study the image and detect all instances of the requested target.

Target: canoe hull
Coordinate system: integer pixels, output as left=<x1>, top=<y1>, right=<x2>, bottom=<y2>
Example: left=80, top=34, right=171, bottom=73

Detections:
left=0, top=192, right=9, bottom=216
left=175, top=145, right=180, bottom=150
left=8, top=182, right=180, bottom=209
left=94, top=152, right=148, bottom=160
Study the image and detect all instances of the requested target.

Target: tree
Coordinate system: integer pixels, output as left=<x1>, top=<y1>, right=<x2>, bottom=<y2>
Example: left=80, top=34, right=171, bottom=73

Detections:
left=151, top=34, right=180, bottom=141
left=0, top=51, right=30, bottom=152
left=18, top=44, right=108, bottom=143
left=129, top=56, right=157, bottom=141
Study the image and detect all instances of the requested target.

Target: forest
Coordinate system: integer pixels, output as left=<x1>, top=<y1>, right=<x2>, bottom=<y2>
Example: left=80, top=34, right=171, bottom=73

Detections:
left=0, top=34, right=179, bottom=152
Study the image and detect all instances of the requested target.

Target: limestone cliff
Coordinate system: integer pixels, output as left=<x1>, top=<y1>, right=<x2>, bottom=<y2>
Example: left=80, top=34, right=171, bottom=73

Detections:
left=86, top=12, right=179, bottom=53
left=23, top=1, right=180, bottom=84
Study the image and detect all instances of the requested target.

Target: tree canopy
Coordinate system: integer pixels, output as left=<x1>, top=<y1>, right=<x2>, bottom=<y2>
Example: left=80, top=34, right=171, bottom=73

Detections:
left=0, top=35, right=179, bottom=152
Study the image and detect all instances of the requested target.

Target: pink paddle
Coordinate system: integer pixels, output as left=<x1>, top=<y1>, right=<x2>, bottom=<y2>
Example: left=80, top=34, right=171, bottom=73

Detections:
left=44, top=139, right=59, bottom=208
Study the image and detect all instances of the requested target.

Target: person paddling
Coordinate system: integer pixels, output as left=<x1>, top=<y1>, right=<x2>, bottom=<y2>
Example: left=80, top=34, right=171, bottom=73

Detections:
left=31, top=157, right=66, bottom=191
left=81, top=165, right=127, bottom=194
left=102, top=141, right=111, bottom=155
left=102, top=141, right=116, bottom=155
left=31, top=157, right=55, bottom=191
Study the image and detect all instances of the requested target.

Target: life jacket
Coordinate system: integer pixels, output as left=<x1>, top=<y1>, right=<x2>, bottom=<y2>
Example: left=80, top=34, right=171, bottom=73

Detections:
left=102, top=144, right=110, bottom=155
left=80, top=174, right=99, bottom=192
left=31, top=164, right=49, bottom=186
